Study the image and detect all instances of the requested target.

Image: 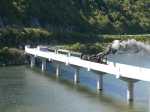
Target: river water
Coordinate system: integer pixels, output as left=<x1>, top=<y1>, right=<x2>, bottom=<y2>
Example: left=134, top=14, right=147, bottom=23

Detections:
left=0, top=53, right=150, bottom=112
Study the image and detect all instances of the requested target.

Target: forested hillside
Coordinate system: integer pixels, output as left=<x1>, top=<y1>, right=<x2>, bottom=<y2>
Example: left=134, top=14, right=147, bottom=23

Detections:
left=0, top=0, right=149, bottom=34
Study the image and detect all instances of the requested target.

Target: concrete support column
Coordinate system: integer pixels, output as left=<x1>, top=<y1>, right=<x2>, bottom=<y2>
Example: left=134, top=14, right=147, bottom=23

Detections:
left=127, top=81, right=134, bottom=102
left=74, top=67, right=80, bottom=84
left=121, top=77, right=138, bottom=102
left=30, top=56, right=35, bottom=68
left=41, top=59, right=46, bottom=72
left=56, top=64, right=60, bottom=78
left=97, top=74, right=103, bottom=91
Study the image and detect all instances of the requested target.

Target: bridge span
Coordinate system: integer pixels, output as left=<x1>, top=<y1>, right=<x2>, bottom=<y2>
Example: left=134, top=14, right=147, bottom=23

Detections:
left=25, top=45, right=150, bottom=102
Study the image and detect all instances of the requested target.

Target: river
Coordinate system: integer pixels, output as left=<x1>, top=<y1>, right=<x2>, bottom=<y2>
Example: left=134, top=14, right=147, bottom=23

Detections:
left=0, top=53, right=150, bottom=112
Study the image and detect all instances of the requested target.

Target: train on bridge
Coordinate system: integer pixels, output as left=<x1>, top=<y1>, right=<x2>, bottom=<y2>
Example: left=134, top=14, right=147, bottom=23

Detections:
left=36, top=43, right=118, bottom=65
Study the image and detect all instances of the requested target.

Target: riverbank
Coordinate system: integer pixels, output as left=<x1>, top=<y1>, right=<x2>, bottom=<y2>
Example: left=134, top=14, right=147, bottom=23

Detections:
left=0, top=27, right=150, bottom=66
left=0, top=47, right=27, bottom=66
left=0, top=27, right=150, bottom=48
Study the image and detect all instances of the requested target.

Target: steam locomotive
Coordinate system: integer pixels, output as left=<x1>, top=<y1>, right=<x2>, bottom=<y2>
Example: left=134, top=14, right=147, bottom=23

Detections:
left=80, top=45, right=117, bottom=64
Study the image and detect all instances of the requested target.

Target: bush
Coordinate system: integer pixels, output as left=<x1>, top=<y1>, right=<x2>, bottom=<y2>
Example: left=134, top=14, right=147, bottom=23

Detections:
left=0, top=48, right=25, bottom=65
left=101, top=35, right=150, bottom=43
left=64, top=42, right=104, bottom=54
left=0, top=27, right=149, bottom=49
left=0, top=27, right=52, bottom=48
left=0, top=27, right=101, bottom=48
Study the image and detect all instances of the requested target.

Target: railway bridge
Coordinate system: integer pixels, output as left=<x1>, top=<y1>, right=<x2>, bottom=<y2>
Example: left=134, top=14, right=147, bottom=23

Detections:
left=25, top=45, right=150, bottom=102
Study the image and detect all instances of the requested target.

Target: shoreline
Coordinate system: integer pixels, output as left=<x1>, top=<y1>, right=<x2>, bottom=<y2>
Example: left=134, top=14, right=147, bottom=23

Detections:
left=0, top=48, right=29, bottom=67
left=0, top=63, right=27, bottom=67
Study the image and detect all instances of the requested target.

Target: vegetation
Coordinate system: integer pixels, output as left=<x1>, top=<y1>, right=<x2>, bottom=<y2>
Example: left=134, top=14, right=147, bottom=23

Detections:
left=0, top=47, right=26, bottom=66
left=0, top=0, right=150, bottom=65
left=64, top=42, right=104, bottom=54
left=0, top=27, right=101, bottom=48
left=0, top=0, right=149, bottom=34
left=1, top=27, right=150, bottom=49
left=0, top=27, right=52, bottom=48
left=0, top=27, right=149, bottom=56
left=101, top=34, right=150, bottom=43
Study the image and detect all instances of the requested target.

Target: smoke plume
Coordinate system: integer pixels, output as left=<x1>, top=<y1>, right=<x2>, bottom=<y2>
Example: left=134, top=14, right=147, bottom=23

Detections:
left=111, top=39, right=150, bottom=53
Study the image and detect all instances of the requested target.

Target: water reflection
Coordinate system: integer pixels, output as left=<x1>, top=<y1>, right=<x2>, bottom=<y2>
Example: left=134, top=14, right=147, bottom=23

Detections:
left=0, top=65, right=149, bottom=112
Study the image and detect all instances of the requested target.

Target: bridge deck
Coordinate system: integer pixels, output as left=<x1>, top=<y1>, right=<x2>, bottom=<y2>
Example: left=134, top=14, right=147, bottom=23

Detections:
left=25, top=46, right=150, bottom=82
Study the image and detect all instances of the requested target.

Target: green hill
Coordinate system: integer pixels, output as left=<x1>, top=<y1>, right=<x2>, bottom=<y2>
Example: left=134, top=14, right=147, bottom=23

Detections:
left=0, top=0, right=149, bottom=34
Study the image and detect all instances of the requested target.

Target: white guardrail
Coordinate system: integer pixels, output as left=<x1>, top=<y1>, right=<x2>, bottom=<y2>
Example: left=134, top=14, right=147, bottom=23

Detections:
left=25, top=46, right=150, bottom=82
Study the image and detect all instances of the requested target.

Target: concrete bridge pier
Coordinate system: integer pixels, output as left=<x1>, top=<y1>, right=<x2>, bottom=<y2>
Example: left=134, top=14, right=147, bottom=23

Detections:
left=126, top=81, right=134, bottom=102
left=97, top=74, right=104, bottom=91
left=74, top=67, right=80, bottom=84
left=41, top=59, right=46, bottom=72
left=56, top=63, right=60, bottom=78
left=30, top=56, right=35, bottom=68
left=92, top=71, right=104, bottom=92
left=120, top=77, right=139, bottom=102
